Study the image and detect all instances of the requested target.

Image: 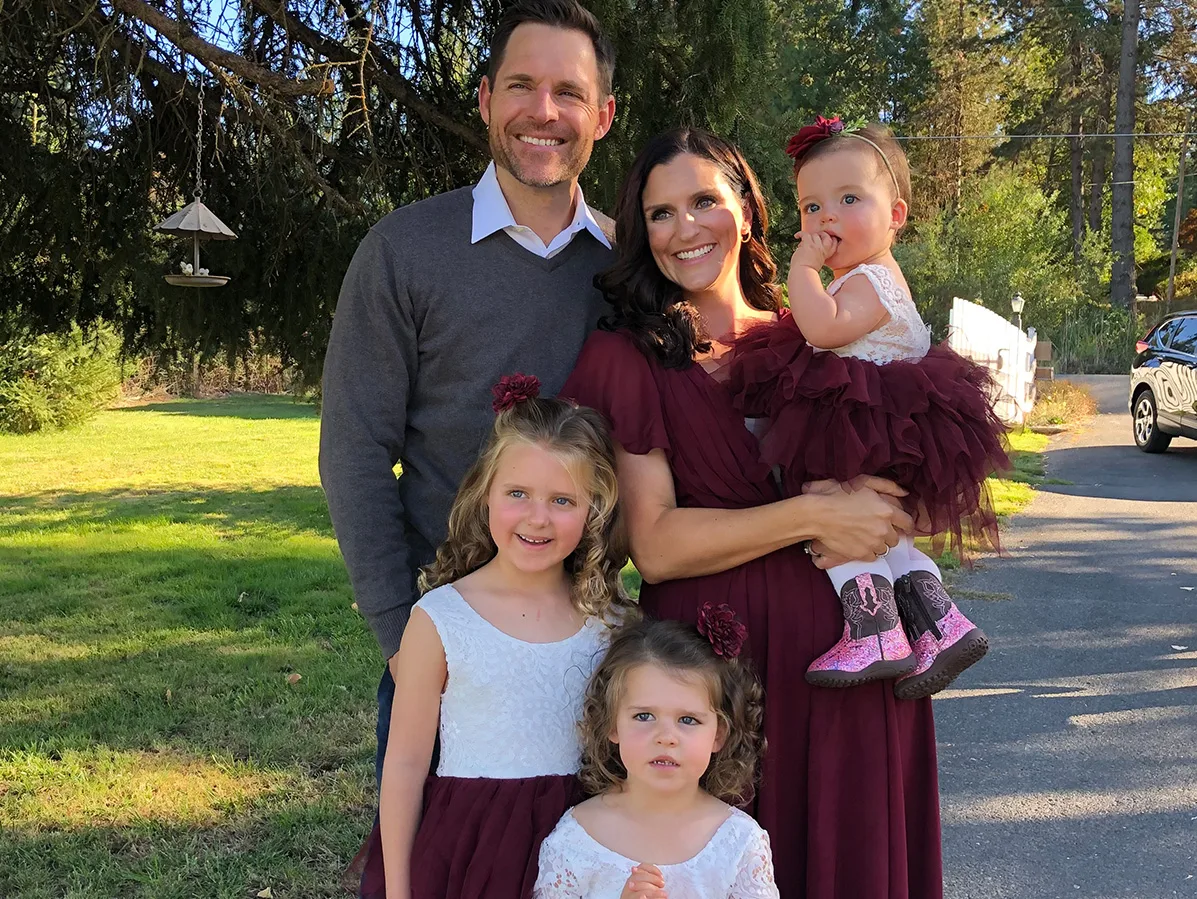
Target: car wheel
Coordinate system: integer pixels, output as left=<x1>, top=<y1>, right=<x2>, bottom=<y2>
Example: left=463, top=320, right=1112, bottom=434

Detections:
left=1133, top=389, right=1172, bottom=453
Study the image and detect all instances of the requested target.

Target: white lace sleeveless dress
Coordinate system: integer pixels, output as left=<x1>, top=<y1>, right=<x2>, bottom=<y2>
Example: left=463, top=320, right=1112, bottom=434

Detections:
left=532, top=806, right=780, bottom=898
left=812, top=263, right=931, bottom=364
left=360, top=584, right=613, bottom=899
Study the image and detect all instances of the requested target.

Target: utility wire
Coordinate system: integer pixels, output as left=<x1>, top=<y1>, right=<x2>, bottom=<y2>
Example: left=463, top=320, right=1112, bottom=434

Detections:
left=893, top=131, right=1197, bottom=140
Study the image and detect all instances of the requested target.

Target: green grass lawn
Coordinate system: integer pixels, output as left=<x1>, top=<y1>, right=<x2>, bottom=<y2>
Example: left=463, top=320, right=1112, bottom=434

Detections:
left=991, top=428, right=1050, bottom=516
left=0, top=396, right=1050, bottom=897
left=1, top=396, right=378, bottom=898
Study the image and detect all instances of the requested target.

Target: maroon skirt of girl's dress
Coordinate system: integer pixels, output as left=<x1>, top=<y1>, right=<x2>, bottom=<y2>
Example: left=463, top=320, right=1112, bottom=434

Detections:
left=729, top=310, right=1010, bottom=557
left=563, top=329, right=945, bottom=899
left=359, top=774, right=583, bottom=899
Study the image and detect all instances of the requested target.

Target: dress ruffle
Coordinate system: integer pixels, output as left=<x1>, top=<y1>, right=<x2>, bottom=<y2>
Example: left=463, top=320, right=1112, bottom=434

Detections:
left=728, top=312, right=1010, bottom=559
left=360, top=773, right=583, bottom=899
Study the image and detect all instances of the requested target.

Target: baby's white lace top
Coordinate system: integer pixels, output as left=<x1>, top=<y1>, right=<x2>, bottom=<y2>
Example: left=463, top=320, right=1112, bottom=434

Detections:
left=532, top=806, right=780, bottom=899
left=417, top=584, right=610, bottom=778
left=812, top=262, right=931, bottom=364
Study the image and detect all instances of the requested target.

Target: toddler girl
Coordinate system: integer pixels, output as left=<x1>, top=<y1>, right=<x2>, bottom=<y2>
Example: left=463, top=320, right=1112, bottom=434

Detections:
left=730, top=116, right=1009, bottom=699
left=361, top=374, right=635, bottom=899
left=533, top=606, right=778, bottom=899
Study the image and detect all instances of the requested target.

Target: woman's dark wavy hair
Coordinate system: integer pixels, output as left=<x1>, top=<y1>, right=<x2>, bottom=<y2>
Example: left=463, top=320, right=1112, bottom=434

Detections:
left=596, top=128, right=783, bottom=369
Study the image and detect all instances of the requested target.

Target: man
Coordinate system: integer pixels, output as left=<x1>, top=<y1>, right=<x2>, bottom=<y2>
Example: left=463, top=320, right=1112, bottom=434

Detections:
left=319, top=0, right=617, bottom=804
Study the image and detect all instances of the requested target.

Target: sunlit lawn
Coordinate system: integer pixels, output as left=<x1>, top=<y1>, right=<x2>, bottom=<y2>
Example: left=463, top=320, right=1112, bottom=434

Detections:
left=0, top=396, right=378, bottom=898
left=0, top=396, right=1049, bottom=896
left=991, top=428, right=1051, bottom=516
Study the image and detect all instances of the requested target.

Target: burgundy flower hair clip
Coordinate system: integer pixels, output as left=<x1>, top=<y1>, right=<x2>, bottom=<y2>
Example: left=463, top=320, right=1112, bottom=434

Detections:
left=785, top=115, right=844, bottom=165
left=491, top=373, right=541, bottom=413
left=697, top=602, right=748, bottom=660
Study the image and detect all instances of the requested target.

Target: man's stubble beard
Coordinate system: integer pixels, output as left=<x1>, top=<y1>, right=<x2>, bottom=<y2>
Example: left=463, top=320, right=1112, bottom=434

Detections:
left=488, top=123, right=593, bottom=189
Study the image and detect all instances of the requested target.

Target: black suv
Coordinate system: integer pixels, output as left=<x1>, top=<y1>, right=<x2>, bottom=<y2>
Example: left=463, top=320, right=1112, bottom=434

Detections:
left=1130, top=310, right=1197, bottom=452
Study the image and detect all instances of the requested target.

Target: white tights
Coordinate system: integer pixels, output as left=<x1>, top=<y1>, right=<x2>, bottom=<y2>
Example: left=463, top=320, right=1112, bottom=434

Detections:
left=826, top=535, right=942, bottom=595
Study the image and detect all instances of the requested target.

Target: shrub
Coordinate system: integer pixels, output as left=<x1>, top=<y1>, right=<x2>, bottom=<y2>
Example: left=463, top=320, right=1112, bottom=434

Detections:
left=1026, top=380, right=1099, bottom=427
left=1172, top=266, right=1197, bottom=309
left=0, top=322, right=122, bottom=433
left=120, top=335, right=303, bottom=399
left=897, top=166, right=1081, bottom=338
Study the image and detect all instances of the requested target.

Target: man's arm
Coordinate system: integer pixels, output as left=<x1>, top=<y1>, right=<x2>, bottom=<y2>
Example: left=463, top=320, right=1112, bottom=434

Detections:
left=319, top=226, right=418, bottom=662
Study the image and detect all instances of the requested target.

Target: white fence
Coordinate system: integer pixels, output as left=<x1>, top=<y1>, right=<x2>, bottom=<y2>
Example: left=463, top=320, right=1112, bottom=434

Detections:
left=947, top=297, right=1037, bottom=425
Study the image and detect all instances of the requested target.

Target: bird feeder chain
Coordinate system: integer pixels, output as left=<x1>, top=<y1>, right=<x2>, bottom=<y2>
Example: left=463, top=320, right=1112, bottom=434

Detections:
left=195, top=73, right=205, bottom=201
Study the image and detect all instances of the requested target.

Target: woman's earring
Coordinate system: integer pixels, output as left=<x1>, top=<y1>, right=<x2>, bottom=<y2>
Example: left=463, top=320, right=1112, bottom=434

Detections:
left=741, top=230, right=751, bottom=243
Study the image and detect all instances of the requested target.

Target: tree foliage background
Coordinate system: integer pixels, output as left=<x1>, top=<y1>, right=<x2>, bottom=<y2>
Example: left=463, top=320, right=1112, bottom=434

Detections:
left=2, top=0, right=1195, bottom=382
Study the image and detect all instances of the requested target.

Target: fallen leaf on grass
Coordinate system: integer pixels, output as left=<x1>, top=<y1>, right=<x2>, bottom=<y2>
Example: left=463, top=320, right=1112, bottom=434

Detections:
left=238, top=591, right=248, bottom=603
left=351, top=602, right=359, bottom=611
left=165, top=688, right=172, bottom=703
left=286, top=673, right=302, bottom=685
left=257, top=889, right=274, bottom=898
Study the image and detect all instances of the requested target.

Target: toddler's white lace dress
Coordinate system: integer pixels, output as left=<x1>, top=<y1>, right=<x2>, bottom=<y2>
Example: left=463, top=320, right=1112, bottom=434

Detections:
left=810, top=262, right=931, bottom=363
left=533, top=806, right=780, bottom=899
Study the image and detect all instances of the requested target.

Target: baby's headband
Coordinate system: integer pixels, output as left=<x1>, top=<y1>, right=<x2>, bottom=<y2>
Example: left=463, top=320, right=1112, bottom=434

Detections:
left=491, top=373, right=541, bottom=414
left=785, top=115, right=901, bottom=195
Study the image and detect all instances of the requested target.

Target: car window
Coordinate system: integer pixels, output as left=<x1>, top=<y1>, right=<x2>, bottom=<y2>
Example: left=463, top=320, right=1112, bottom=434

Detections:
left=1169, top=316, right=1197, bottom=356
left=1152, top=320, right=1177, bottom=348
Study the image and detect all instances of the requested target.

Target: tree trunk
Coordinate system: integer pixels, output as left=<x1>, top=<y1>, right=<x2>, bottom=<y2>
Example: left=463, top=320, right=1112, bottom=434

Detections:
left=1088, top=141, right=1107, bottom=233
left=949, top=0, right=966, bottom=217
left=1110, top=0, right=1140, bottom=307
left=1089, top=72, right=1112, bottom=233
left=1068, top=36, right=1086, bottom=263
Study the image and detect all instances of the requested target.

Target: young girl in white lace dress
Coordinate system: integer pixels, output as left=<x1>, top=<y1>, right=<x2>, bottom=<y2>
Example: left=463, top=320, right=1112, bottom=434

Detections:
left=534, top=607, right=778, bottom=899
left=360, top=375, right=636, bottom=899
left=729, top=117, right=1007, bottom=699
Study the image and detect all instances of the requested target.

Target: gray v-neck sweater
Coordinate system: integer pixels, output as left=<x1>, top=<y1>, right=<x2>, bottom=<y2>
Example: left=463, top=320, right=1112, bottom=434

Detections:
left=319, top=186, right=613, bottom=659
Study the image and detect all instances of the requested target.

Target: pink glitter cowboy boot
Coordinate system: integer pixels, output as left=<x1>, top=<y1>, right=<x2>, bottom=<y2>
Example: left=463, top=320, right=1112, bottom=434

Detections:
left=806, top=573, right=917, bottom=688
left=893, top=570, right=989, bottom=700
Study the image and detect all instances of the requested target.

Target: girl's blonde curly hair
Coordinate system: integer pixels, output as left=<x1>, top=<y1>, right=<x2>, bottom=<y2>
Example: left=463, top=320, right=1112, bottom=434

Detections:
left=578, top=618, right=765, bottom=805
left=418, top=395, right=635, bottom=623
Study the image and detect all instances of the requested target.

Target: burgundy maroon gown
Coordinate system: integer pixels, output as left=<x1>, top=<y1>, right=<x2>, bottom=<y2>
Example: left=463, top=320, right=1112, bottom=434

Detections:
left=562, top=329, right=944, bottom=899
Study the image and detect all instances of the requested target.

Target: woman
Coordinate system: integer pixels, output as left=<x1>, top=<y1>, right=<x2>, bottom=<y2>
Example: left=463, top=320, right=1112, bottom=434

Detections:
left=562, top=128, right=942, bottom=898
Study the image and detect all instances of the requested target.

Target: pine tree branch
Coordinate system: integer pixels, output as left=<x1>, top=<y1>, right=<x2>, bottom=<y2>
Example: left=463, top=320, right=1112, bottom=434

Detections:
left=246, top=0, right=486, bottom=152
left=207, top=63, right=362, bottom=217
left=110, top=0, right=331, bottom=97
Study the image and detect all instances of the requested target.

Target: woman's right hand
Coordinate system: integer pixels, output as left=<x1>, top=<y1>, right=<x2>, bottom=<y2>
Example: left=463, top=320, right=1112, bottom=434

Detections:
left=803, top=478, right=912, bottom=562
left=620, top=863, right=667, bottom=899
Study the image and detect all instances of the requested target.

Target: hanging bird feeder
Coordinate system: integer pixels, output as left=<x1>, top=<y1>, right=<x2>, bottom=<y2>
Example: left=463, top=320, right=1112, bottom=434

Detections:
left=156, top=72, right=236, bottom=288
left=157, top=198, right=236, bottom=287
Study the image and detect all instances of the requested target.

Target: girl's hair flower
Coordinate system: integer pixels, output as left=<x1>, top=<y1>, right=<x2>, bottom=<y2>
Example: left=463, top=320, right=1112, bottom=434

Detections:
left=491, top=373, right=541, bottom=413
left=697, top=602, right=748, bottom=659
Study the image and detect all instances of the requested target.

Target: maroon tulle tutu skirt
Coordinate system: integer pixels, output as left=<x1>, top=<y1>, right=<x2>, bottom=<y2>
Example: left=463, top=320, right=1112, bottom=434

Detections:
left=729, top=312, right=1010, bottom=558
left=360, top=773, right=583, bottom=899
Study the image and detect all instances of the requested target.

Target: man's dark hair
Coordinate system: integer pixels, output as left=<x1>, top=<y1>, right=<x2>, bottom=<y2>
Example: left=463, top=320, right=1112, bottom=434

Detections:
left=486, top=0, right=616, bottom=99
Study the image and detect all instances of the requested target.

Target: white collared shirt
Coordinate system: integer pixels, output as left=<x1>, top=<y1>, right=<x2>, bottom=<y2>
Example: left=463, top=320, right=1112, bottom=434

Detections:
left=471, top=161, right=612, bottom=258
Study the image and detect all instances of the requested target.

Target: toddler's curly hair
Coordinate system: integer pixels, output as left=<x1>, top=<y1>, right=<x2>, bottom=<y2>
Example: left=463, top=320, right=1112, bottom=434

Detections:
left=578, top=617, right=765, bottom=805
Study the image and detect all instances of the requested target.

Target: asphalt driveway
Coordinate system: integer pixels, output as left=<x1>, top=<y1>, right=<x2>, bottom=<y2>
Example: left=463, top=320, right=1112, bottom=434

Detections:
left=937, top=375, right=1197, bottom=899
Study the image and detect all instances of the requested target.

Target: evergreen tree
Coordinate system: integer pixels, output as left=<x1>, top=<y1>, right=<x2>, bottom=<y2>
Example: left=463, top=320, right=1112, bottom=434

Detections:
left=0, top=0, right=779, bottom=382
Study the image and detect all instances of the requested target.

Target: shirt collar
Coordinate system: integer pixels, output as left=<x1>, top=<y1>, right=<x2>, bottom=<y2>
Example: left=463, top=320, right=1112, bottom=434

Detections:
left=471, top=161, right=612, bottom=250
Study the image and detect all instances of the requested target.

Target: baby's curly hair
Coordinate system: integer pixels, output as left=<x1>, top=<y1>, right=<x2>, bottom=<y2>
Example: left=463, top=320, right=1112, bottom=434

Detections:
left=578, top=618, right=765, bottom=805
